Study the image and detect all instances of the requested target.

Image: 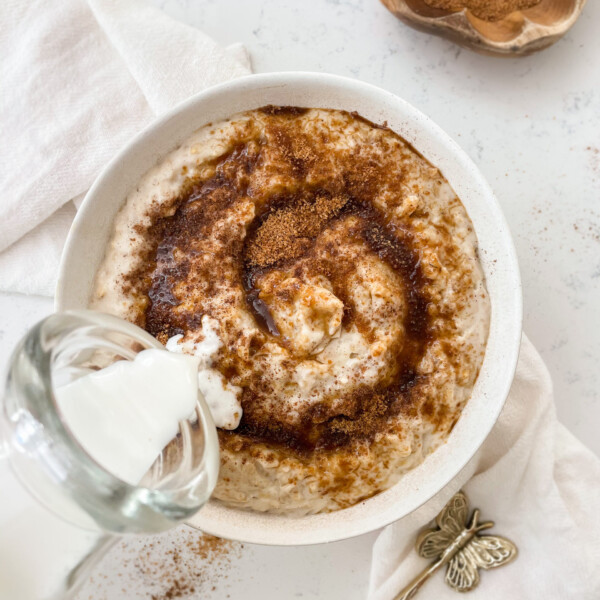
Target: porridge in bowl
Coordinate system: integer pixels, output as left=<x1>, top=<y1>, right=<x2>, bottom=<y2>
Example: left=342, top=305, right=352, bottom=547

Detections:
left=91, top=106, right=490, bottom=515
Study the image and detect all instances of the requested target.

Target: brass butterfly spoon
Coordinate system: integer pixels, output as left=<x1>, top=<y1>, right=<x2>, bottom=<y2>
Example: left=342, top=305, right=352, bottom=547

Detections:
left=395, top=491, right=517, bottom=599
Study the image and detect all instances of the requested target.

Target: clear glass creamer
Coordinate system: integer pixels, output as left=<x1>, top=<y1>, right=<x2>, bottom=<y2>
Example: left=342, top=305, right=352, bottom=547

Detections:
left=0, top=311, right=220, bottom=600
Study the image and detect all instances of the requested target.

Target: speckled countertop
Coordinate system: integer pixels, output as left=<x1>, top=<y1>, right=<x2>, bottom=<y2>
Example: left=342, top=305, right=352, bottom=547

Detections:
left=0, top=0, right=598, bottom=598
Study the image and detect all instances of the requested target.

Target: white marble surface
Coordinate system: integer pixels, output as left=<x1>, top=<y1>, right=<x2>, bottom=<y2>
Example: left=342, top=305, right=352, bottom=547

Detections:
left=0, top=0, right=599, bottom=598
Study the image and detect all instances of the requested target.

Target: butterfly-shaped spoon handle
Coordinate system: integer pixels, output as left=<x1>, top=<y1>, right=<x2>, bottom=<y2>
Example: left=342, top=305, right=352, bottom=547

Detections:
left=391, top=491, right=517, bottom=599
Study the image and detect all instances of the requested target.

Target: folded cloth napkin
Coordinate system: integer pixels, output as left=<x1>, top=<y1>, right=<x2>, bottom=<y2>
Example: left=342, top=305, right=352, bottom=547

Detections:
left=0, top=0, right=251, bottom=296
left=369, top=334, right=600, bottom=600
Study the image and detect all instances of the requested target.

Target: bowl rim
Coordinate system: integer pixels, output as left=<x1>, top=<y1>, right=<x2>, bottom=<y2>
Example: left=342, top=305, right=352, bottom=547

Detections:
left=56, top=71, right=522, bottom=546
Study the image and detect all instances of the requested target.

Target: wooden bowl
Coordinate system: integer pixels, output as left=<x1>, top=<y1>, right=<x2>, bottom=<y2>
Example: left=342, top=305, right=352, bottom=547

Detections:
left=380, top=0, right=587, bottom=56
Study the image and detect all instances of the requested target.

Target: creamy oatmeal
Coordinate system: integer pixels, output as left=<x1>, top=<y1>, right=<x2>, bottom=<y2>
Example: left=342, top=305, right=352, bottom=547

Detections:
left=91, top=106, right=490, bottom=515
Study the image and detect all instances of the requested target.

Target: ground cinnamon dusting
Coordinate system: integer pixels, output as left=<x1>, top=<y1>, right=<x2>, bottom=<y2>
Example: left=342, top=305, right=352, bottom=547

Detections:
left=144, top=533, right=242, bottom=600
left=79, top=529, right=244, bottom=599
left=422, top=0, right=541, bottom=21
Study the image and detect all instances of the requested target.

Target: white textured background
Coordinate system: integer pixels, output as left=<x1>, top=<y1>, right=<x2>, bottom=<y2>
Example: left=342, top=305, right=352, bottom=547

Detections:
left=0, top=1, right=598, bottom=598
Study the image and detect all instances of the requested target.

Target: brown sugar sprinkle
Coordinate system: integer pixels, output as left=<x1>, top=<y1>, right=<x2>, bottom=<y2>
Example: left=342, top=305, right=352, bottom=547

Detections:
left=245, top=193, right=348, bottom=268
left=328, top=391, right=389, bottom=437
left=422, top=0, right=541, bottom=21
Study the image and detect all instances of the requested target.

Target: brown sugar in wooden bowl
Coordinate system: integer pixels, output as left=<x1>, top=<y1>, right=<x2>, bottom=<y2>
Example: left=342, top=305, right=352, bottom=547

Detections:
left=380, top=0, right=587, bottom=56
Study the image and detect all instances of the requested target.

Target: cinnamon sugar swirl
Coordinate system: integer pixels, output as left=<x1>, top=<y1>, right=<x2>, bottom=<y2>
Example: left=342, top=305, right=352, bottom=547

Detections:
left=91, top=106, right=490, bottom=514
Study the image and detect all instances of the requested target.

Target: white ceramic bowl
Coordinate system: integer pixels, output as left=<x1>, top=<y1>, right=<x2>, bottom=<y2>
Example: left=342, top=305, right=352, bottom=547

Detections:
left=56, top=72, right=522, bottom=546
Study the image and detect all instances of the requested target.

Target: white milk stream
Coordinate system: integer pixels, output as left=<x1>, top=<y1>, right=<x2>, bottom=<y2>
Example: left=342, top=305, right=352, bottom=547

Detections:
left=0, top=348, right=201, bottom=600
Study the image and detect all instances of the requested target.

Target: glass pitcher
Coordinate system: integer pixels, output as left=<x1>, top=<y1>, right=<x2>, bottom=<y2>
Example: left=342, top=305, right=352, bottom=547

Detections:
left=0, top=310, right=220, bottom=600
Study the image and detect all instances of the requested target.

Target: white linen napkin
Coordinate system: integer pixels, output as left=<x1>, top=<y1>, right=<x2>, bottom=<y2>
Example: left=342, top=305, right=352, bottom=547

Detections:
left=369, top=334, right=600, bottom=600
left=0, top=0, right=251, bottom=296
